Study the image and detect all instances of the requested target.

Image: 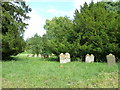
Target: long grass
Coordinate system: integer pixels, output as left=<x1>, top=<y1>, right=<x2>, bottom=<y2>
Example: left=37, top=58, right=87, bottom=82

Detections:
left=2, top=53, right=119, bottom=88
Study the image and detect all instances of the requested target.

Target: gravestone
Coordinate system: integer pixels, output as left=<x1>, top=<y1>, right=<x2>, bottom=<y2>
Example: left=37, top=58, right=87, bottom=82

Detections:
left=59, top=53, right=65, bottom=63
left=34, top=54, right=37, bottom=57
left=59, top=53, right=71, bottom=64
left=85, top=54, right=94, bottom=63
left=106, top=53, right=116, bottom=66
left=90, top=54, right=94, bottom=62
left=85, top=54, right=90, bottom=62
left=65, top=53, right=71, bottom=63
left=38, top=54, right=41, bottom=58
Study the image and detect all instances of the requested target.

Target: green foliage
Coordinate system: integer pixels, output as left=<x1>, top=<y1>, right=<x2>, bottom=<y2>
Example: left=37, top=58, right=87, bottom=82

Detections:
left=73, top=1, right=119, bottom=61
left=44, top=16, right=73, bottom=56
left=44, top=1, right=119, bottom=62
left=104, top=1, right=119, bottom=13
left=26, top=34, right=43, bottom=55
left=1, top=2, right=31, bottom=59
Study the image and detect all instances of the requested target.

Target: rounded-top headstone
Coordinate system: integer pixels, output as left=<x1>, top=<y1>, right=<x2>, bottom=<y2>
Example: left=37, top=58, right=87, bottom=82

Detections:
left=86, top=54, right=89, bottom=56
left=106, top=53, right=116, bottom=66
left=65, top=52, right=70, bottom=59
left=65, top=52, right=69, bottom=55
left=90, top=54, right=94, bottom=62
left=109, top=53, right=113, bottom=55
left=91, top=54, right=94, bottom=56
left=60, top=53, right=63, bottom=55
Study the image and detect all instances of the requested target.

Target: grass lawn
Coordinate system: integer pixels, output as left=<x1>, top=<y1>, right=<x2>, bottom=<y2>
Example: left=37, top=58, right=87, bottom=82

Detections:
left=2, top=53, right=119, bottom=88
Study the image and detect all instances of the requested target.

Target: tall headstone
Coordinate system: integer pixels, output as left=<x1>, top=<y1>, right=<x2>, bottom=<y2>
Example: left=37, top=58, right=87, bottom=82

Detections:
left=85, top=54, right=94, bottom=63
left=106, top=53, right=116, bottom=66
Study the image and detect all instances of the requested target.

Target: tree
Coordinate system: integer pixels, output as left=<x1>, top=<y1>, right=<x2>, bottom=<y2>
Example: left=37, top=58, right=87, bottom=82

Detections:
left=73, top=1, right=119, bottom=61
left=26, top=34, right=43, bottom=56
left=44, top=16, right=73, bottom=56
left=1, top=1, right=31, bottom=59
left=43, top=1, right=119, bottom=62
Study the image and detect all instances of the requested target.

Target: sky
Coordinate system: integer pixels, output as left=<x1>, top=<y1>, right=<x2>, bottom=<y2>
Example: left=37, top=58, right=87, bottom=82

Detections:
left=23, top=0, right=102, bottom=40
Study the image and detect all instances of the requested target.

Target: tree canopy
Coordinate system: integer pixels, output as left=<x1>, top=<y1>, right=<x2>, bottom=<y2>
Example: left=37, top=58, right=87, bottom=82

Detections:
left=44, top=16, right=74, bottom=56
left=43, top=1, right=119, bottom=62
left=1, top=1, right=31, bottom=59
left=26, top=34, right=43, bottom=56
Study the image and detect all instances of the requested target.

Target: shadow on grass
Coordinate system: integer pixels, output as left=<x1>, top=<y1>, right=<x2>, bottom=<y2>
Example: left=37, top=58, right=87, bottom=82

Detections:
left=2, top=55, right=60, bottom=62
left=42, top=57, right=59, bottom=62
left=2, top=56, right=23, bottom=61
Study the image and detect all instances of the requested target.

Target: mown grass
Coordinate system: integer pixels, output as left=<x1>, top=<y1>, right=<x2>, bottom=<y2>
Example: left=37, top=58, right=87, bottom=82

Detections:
left=2, top=53, right=119, bottom=88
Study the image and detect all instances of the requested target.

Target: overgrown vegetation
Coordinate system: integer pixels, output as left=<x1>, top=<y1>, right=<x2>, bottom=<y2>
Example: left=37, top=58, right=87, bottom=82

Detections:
left=2, top=54, right=119, bottom=88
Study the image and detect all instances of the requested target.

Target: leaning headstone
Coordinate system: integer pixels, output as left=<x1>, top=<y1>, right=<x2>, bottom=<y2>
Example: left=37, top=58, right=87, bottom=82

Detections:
left=65, top=53, right=71, bottom=63
left=106, top=53, right=116, bottom=66
left=85, top=54, right=94, bottom=63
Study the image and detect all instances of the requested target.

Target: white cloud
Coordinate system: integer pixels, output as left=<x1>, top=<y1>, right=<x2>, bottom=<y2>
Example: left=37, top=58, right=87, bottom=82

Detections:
left=24, top=10, right=46, bottom=40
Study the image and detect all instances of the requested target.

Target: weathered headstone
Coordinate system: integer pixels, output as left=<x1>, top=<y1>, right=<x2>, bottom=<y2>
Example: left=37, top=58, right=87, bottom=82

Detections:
left=85, top=54, right=94, bottom=63
left=59, top=53, right=71, bottom=64
left=85, top=54, right=90, bottom=62
left=106, top=53, right=116, bottom=66
left=65, top=53, right=71, bottom=63
left=90, top=54, right=94, bottom=62
left=59, top=53, right=65, bottom=63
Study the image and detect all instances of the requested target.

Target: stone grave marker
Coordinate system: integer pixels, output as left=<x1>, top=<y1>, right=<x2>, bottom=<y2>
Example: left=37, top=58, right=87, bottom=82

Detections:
left=85, top=54, right=90, bottom=62
left=34, top=54, right=37, bottom=57
left=106, top=53, right=116, bottom=66
left=59, top=53, right=65, bottom=63
left=65, top=53, right=71, bottom=63
left=59, top=53, right=71, bottom=64
left=85, top=54, right=94, bottom=63
left=90, top=54, right=94, bottom=62
left=38, top=54, right=41, bottom=58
